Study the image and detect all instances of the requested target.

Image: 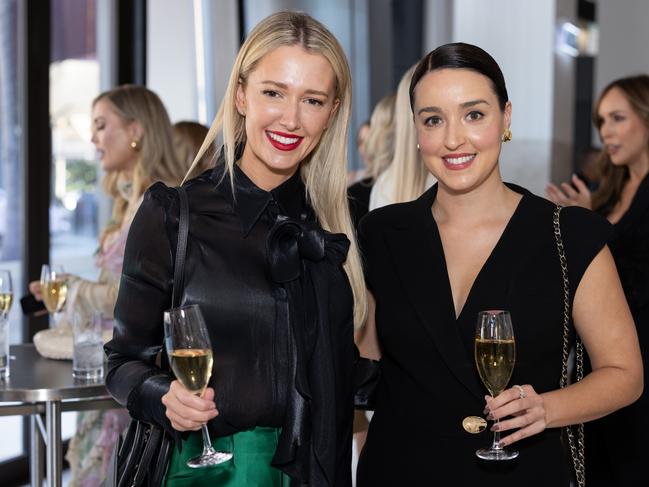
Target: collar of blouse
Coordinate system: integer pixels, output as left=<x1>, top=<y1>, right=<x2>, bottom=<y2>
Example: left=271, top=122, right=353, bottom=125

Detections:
left=214, top=162, right=309, bottom=237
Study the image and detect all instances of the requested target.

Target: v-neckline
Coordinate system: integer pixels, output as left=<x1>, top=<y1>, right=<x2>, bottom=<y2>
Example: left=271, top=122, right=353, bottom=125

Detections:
left=427, top=188, right=527, bottom=323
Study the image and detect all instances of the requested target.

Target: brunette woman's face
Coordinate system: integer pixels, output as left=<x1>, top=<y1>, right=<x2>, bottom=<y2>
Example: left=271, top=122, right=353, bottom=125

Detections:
left=597, top=87, right=649, bottom=168
left=412, top=68, right=511, bottom=195
left=91, top=99, right=140, bottom=173
left=236, top=45, right=339, bottom=190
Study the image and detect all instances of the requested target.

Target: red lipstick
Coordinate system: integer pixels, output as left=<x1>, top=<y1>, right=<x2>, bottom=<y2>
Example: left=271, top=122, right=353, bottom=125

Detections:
left=266, top=130, right=304, bottom=151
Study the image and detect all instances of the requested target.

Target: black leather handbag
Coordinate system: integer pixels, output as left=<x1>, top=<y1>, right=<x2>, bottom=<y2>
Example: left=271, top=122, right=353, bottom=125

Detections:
left=104, top=186, right=189, bottom=487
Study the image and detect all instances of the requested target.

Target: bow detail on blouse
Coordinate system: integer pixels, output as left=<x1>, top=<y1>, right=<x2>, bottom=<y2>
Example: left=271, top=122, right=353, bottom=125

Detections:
left=267, top=215, right=346, bottom=282
left=266, top=215, right=352, bottom=486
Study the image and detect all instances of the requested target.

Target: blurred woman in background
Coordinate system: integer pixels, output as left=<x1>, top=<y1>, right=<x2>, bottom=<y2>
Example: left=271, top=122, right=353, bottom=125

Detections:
left=546, top=74, right=649, bottom=486
left=368, top=65, right=434, bottom=210
left=348, top=93, right=396, bottom=227
left=31, top=84, right=186, bottom=486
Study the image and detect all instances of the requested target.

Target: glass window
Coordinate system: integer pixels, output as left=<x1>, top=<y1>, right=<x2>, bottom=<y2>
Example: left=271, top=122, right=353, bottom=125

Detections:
left=50, top=0, right=101, bottom=440
left=0, top=0, right=26, bottom=463
left=50, top=0, right=100, bottom=282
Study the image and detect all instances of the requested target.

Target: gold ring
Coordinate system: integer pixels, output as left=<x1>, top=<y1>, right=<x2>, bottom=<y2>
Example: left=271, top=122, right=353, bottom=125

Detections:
left=514, top=384, right=526, bottom=399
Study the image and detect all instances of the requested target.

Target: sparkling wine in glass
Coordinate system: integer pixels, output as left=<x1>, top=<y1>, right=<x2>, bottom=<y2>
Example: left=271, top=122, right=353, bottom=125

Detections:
left=0, top=270, right=13, bottom=379
left=40, top=265, right=68, bottom=326
left=0, top=270, right=13, bottom=319
left=164, top=304, right=232, bottom=468
left=475, top=310, right=518, bottom=461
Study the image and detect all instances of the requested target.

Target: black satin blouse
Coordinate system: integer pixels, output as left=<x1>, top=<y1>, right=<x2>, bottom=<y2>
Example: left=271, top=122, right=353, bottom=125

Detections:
left=105, top=163, right=358, bottom=485
left=106, top=164, right=307, bottom=429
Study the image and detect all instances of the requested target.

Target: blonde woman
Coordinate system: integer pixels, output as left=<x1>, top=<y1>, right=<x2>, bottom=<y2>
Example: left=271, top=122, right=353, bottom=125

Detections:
left=368, top=66, right=435, bottom=210
left=31, top=85, right=185, bottom=486
left=348, top=93, right=396, bottom=227
left=106, top=11, right=367, bottom=486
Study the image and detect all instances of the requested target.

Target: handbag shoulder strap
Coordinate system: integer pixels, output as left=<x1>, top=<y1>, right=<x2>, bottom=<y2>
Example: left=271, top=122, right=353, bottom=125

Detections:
left=553, top=205, right=586, bottom=487
left=172, top=186, right=189, bottom=309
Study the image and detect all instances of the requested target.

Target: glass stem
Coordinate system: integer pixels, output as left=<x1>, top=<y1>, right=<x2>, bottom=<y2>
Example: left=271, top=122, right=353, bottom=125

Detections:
left=491, top=418, right=502, bottom=451
left=200, top=424, right=216, bottom=455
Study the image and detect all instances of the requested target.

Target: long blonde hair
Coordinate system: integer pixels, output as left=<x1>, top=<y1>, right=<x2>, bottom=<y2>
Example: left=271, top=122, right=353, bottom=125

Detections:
left=94, top=85, right=184, bottom=244
left=364, top=92, right=396, bottom=181
left=185, top=11, right=367, bottom=327
left=391, top=65, right=429, bottom=203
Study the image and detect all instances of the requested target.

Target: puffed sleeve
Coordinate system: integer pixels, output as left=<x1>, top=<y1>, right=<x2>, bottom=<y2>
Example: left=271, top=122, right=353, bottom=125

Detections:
left=559, top=206, right=614, bottom=301
left=105, top=182, right=177, bottom=433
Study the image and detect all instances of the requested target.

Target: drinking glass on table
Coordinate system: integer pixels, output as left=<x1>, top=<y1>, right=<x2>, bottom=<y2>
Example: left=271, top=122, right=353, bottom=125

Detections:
left=474, top=310, right=518, bottom=460
left=0, top=270, right=13, bottom=380
left=164, top=304, right=233, bottom=468
left=40, top=264, right=68, bottom=326
left=72, top=312, right=104, bottom=380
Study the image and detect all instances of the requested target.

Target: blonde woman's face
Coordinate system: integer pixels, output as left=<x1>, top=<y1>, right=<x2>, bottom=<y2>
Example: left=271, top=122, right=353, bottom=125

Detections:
left=236, top=45, right=339, bottom=190
left=598, top=87, right=649, bottom=168
left=413, top=68, right=511, bottom=195
left=91, top=99, right=139, bottom=173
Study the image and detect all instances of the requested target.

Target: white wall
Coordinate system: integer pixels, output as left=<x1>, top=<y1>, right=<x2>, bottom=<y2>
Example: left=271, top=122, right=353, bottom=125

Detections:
left=596, top=0, right=649, bottom=97
left=453, top=0, right=555, bottom=141
left=147, top=0, right=239, bottom=125
left=422, top=0, right=453, bottom=54
left=446, top=0, right=556, bottom=195
left=147, top=0, right=198, bottom=121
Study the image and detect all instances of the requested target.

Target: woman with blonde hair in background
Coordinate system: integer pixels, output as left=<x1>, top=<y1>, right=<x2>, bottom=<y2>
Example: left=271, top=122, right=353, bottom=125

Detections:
left=546, top=74, right=649, bottom=486
left=30, top=84, right=186, bottom=486
left=368, top=65, right=435, bottom=210
left=348, top=92, right=396, bottom=227
left=106, top=11, right=370, bottom=486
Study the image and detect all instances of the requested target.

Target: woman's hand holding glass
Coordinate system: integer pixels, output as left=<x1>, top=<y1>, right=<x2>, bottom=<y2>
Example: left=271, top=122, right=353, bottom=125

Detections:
left=164, top=304, right=232, bottom=468
left=162, top=380, right=218, bottom=431
left=35, top=264, right=68, bottom=326
left=485, top=384, right=548, bottom=448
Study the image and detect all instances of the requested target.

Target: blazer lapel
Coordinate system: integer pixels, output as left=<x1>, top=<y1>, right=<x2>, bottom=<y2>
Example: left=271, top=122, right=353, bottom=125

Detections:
left=384, top=189, right=485, bottom=400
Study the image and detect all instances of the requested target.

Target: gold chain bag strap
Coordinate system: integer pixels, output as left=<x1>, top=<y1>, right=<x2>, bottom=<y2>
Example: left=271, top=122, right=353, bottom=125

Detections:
left=553, top=205, right=586, bottom=487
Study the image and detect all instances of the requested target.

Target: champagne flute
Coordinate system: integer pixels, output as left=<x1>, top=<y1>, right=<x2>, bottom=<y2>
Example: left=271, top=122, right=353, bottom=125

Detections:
left=474, top=310, right=518, bottom=460
left=0, top=270, right=13, bottom=319
left=0, top=270, right=12, bottom=379
left=40, top=264, right=68, bottom=326
left=164, top=304, right=232, bottom=468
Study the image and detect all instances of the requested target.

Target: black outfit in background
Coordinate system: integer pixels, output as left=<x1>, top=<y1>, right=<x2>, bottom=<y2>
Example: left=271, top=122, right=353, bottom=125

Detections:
left=586, top=173, right=649, bottom=487
left=105, top=164, right=358, bottom=486
left=347, top=177, right=373, bottom=229
left=356, top=184, right=611, bottom=486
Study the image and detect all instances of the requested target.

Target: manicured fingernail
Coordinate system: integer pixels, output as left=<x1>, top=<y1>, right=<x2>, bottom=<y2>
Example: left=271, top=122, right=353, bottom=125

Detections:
left=498, top=441, right=505, bottom=448
left=483, top=406, right=490, bottom=414
left=487, top=413, right=494, bottom=421
left=491, top=423, right=499, bottom=432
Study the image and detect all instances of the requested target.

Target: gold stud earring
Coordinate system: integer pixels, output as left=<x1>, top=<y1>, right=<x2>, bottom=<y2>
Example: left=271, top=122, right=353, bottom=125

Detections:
left=502, top=128, right=512, bottom=143
left=417, top=143, right=420, bottom=150
left=130, top=140, right=140, bottom=151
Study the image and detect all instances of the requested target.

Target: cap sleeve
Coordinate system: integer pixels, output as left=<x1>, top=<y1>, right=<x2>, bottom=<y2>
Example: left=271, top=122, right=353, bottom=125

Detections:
left=559, top=206, right=614, bottom=300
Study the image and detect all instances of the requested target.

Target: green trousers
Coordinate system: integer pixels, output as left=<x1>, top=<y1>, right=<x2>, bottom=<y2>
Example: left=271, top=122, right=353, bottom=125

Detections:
left=164, top=427, right=290, bottom=486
